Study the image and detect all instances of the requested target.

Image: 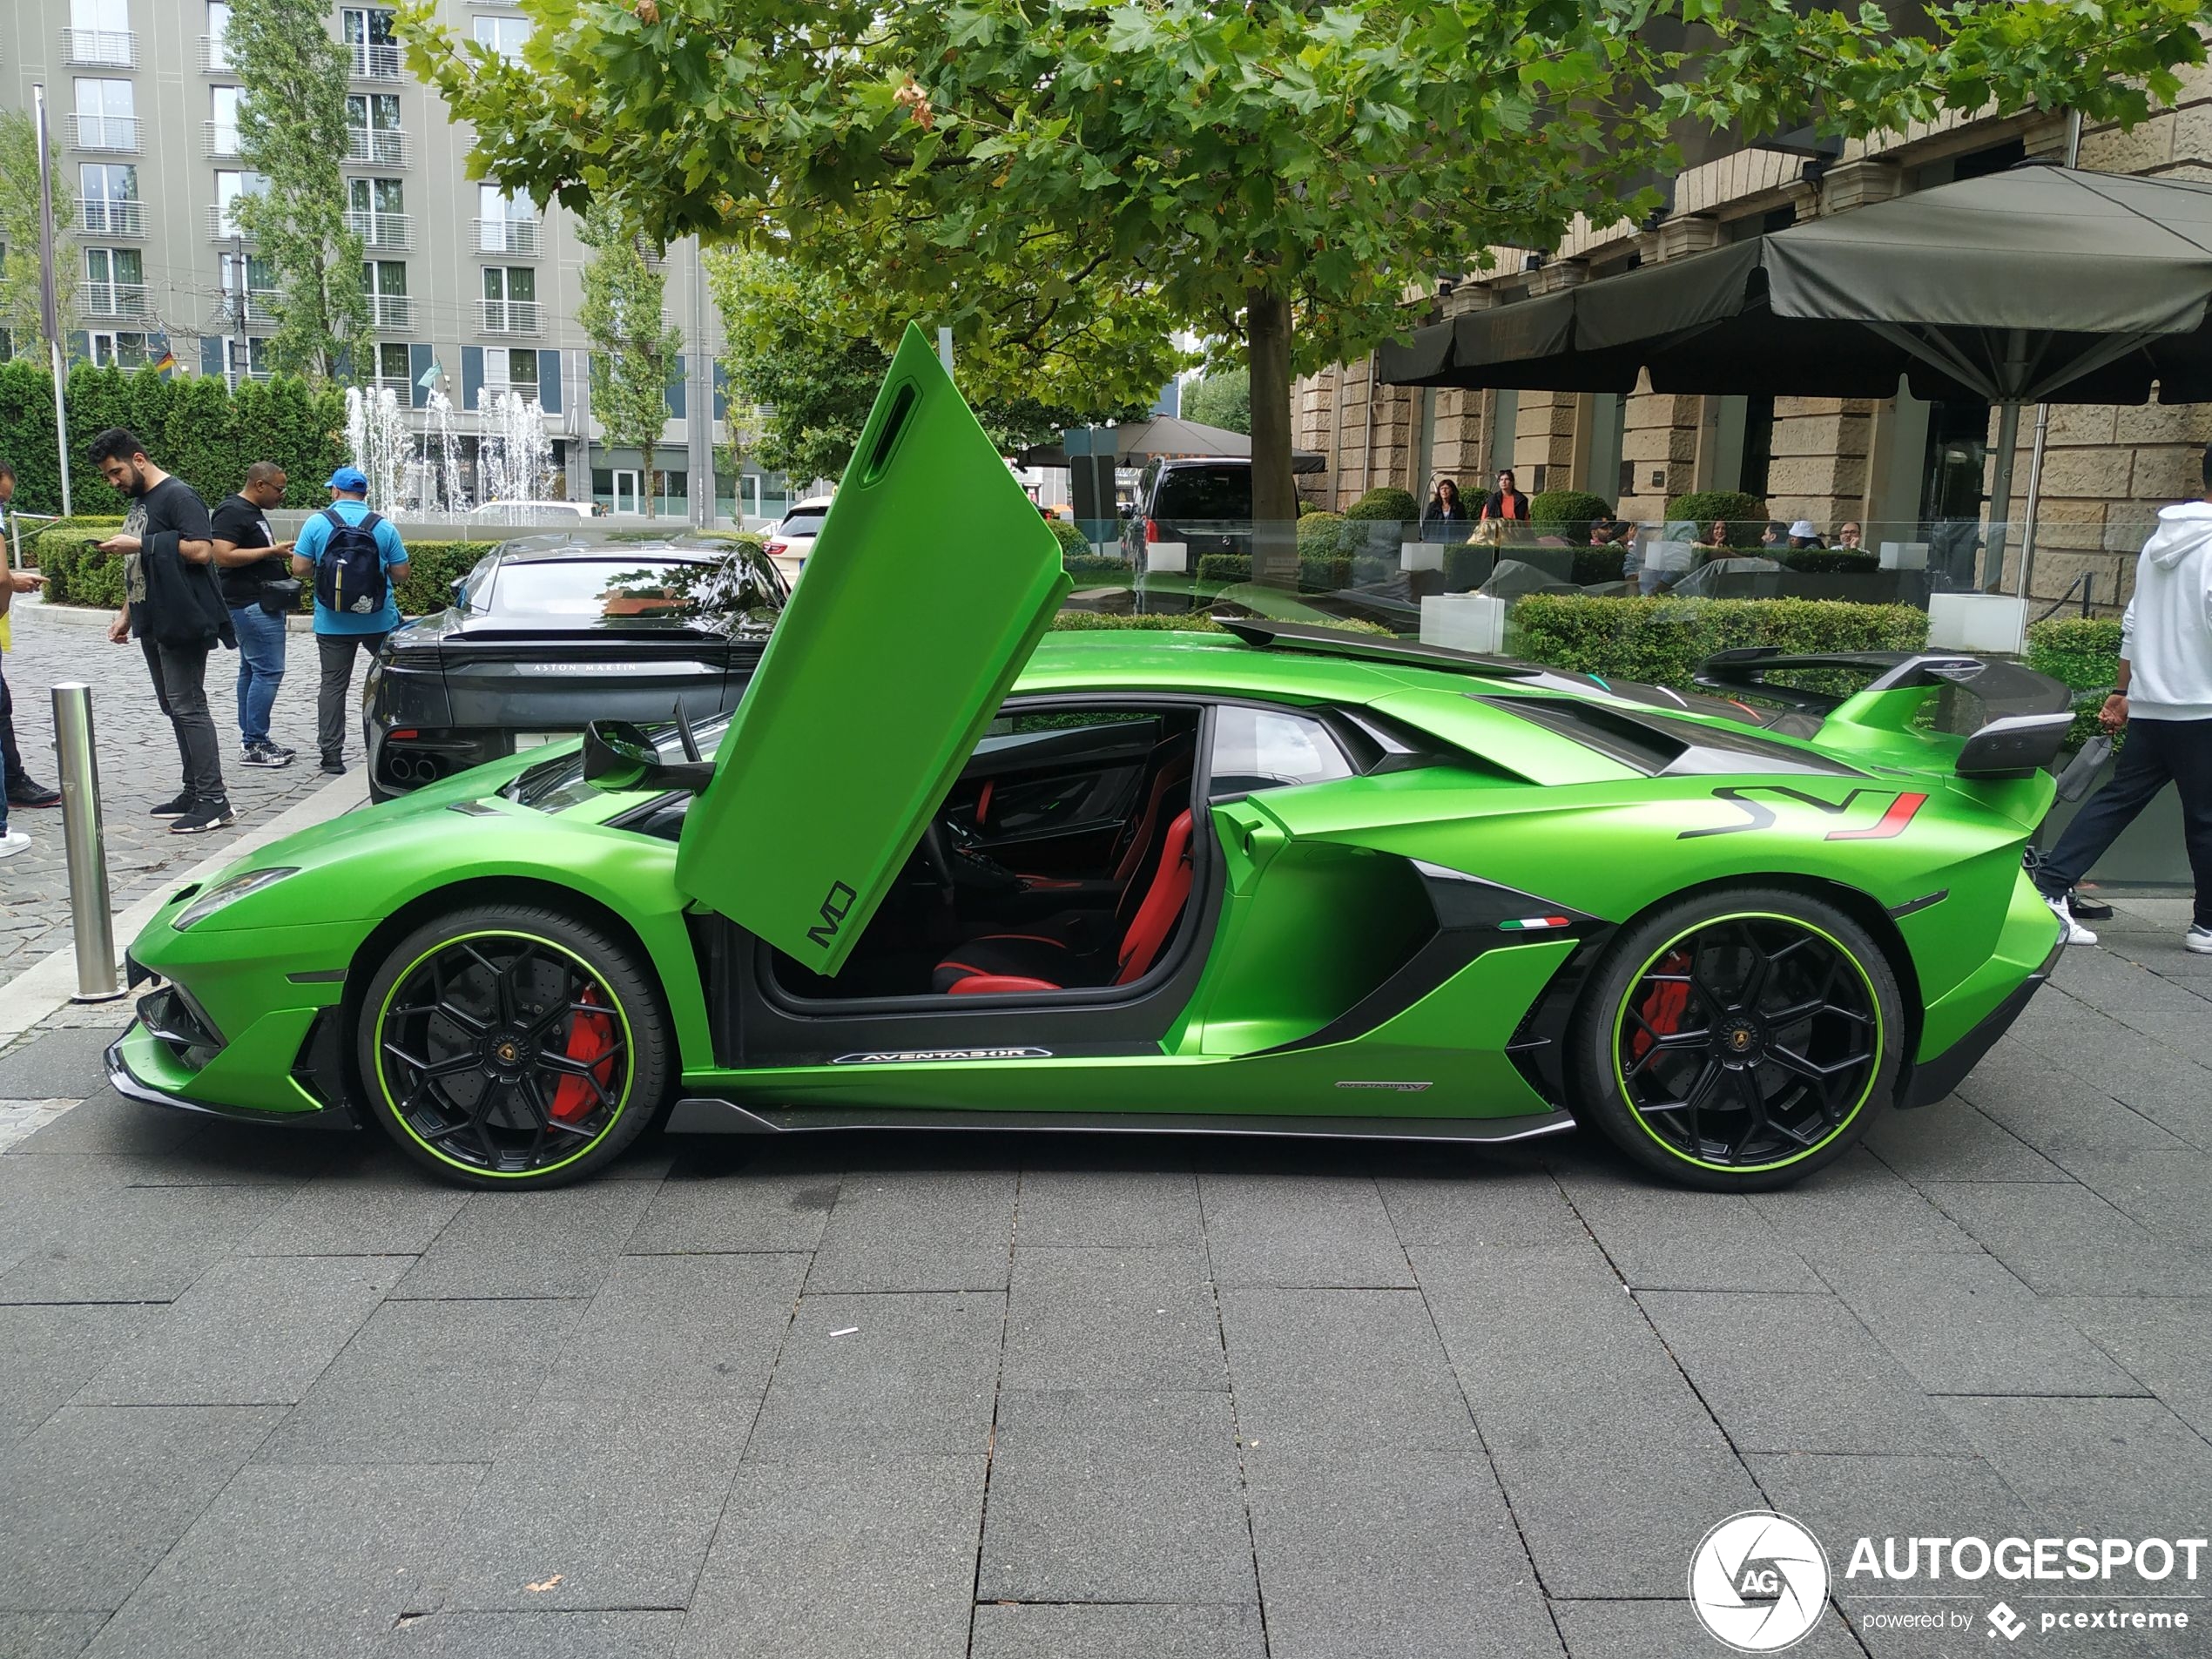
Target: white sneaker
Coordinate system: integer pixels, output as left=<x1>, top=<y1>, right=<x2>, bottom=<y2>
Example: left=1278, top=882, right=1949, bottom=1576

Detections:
left=0, top=829, right=27, bottom=860
left=2046, top=894, right=2098, bottom=946
left=2187, top=925, right=2212, bottom=955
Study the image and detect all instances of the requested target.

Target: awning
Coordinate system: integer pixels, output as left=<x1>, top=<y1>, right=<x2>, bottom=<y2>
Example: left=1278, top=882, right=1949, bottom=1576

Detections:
left=1018, top=415, right=1326, bottom=473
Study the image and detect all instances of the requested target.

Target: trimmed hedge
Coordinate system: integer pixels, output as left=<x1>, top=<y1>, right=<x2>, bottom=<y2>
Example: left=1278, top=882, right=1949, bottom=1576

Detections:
left=1511, top=595, right=1929, bottom=695
left=1049, top=610, right=1224, bottom=632
left=1043, top=518, right=1090, bottom=556
left=30, top=530, right=502, bottom=617
left=1195, top=553, right=1251, bottom=585
left=1667, top=489, right=1768, bottom=547
left=1064, top=555, right=1131, bottom=583
left=1296, top=511, right=1359, bottom=561
left=1529, top=489, right=1610, bottom=536
left=1345, top=486, right=1419, bottom=523
left=2027, top=616, right=2125, bottom=747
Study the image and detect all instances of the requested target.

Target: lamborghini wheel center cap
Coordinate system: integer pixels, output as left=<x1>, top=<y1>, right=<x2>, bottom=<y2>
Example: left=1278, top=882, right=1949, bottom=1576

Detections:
left=1716, top=1020, right=1764, bottom=1065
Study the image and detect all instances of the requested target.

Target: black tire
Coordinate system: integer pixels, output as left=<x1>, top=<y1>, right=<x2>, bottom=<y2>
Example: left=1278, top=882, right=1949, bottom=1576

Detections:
left=1566, top=887, right=1903, bottom=1192
left=355, top=903, right=670, bottom=1189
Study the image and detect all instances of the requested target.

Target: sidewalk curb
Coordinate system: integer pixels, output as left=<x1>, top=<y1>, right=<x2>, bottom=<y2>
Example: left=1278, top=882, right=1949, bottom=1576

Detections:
left=0, top=767, right=369, bottom=1049
left=17, top=596, right=320, bottom=633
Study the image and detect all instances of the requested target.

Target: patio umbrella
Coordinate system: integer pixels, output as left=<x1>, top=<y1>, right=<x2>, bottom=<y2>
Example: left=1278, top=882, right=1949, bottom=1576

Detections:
left=1379, top=165, right=2212, bottom=586
left=1018, top=415, right=1326, bottom=472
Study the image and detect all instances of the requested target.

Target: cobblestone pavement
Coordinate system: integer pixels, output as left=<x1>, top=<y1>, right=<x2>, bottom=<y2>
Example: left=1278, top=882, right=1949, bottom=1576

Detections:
left=1, top=604, right=346, bottom=980
left=0, top=893, right=2207, bottom=1657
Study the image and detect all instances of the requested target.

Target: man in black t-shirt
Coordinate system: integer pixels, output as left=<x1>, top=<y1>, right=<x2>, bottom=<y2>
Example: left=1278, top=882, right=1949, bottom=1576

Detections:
left=211, top=462, right=297, bottom=768
left=91, top=428, right=236, bottom=834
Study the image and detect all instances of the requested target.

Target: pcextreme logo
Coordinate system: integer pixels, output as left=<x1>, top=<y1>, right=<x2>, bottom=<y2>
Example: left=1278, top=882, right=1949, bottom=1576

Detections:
left=1689, top=1511, right=1831, bottom=1652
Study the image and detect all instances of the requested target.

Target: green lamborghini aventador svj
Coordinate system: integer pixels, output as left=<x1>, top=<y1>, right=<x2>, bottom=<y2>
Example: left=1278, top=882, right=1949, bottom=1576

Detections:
left=108, top=327, right=2076, bottom=1192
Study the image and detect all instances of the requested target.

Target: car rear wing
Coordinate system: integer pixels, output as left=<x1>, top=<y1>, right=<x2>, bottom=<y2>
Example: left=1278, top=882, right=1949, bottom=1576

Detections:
left=1694, top=648, right=2075, bottom=779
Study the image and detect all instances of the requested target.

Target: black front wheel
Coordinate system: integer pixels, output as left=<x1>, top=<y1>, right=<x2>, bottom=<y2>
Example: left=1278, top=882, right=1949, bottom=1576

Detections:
left=356, top=904, right=670, bottom=1188
left=1567, top=887, right=1904, bottom=1191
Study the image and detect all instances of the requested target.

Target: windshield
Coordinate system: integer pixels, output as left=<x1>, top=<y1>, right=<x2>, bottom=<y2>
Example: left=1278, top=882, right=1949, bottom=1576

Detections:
left=481, top=553, right=785, bottom=631
left=777, top=511, right=826, bottom=536
left=502, top=711, right=736, bottom=813
left=1152, top=466, right=1251, bottom=522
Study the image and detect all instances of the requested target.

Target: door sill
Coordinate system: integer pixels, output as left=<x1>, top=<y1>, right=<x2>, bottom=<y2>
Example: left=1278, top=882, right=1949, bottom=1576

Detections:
left=665, top=1097, right=1575, bottom=1143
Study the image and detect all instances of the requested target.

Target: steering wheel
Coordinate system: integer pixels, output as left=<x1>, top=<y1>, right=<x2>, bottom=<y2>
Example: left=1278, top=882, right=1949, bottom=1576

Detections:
left=919, top=813, right=1021, bottom=895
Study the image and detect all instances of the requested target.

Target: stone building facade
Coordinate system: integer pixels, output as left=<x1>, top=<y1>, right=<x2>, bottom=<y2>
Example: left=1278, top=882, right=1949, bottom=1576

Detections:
left=1293, top=77, right=2212, bottom=610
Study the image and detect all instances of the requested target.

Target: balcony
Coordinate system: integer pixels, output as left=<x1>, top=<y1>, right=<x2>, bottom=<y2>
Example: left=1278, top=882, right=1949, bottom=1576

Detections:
left=347, top=211, right=411, bottom=252
left=199, top=34, right=231, bottom=72
left=349, top=40, right=403, bottom=80
left=206, top=203, right=255, bottom=241
left=472, top=217, right=541, bottom=258
left=342, top=127, right=408, bottom=167
left=64, top=114, right=139, bottom=154
left=84, top=283, right=151, bottom=320
left=371, top=374, right=415, bottom=401
left=80, top=199, right=145, bottom=238
left=368, top=294, right=414, bottom=330
left=202, top=122, right=241, bottom=159
left=480, top=298, right=539, bottom=335
left=62, top=27, right=138, bottom=68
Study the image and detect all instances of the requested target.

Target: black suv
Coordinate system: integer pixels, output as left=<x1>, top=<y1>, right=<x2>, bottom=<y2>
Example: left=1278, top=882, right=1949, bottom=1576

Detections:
left=1121, top=458, right=1252, bottom=566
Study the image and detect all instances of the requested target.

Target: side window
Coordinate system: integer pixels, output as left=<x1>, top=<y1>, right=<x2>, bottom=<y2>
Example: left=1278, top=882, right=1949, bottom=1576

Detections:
left=1209, top=705, right=1355, bottom=799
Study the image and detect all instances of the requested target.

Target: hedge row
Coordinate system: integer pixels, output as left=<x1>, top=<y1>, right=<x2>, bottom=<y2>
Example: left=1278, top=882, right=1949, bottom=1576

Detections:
left=1510, top=595, right=1929, bottom=692
left=2026, top=616, right=2124, bottom=747
left=1189, top=552, right=1397, bottom=590
left=30, top=532, right=500, bottom=617
left=1666, top=489, right=1769, bottom=547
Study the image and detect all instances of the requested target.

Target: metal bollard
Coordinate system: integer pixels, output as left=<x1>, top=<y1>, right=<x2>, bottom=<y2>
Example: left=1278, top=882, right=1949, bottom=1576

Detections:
left=50, top=683, right=125, bottom=1002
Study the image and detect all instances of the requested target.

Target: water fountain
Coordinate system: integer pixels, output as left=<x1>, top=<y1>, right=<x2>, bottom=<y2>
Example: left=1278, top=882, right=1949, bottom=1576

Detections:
left=343, top=382, right=559, bottom=522
left=342, top=385, right=408, bottom=514
left=475, top=387, right=554, bottom=516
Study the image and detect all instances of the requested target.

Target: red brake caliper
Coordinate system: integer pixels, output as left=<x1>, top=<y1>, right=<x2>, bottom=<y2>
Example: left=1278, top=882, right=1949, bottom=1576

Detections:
left=549, top=986, right=617, bottom=1124
left=1629, top=949, right=1692, bottom=1062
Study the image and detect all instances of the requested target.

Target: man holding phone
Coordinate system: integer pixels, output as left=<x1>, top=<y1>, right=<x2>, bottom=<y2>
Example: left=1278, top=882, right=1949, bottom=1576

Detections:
left=210, top=462, right=298, bottom=768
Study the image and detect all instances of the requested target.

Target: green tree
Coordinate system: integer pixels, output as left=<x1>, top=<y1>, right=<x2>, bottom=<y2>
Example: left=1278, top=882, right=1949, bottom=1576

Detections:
left=0, top=111, right=77, bottom=361
left=229, top=0, right=369, bottom=382
left=1183, top=368, right=1251, bottom=436
left=707, top=249, right=1157, bottom=483
left=405, top=0, right=2203, bottom=577
left=577, top=197, right=685, bottom=516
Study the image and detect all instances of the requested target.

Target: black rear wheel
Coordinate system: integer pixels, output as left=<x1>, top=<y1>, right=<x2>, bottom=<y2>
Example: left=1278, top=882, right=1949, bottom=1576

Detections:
left=356, top=904, right=669, bottom=1188
left=1568, top=888, right=1902, bottom=1191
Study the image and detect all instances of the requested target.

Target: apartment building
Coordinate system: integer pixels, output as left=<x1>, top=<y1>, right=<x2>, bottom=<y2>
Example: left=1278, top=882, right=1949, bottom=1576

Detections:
left=0, top=0, right=793, bottom=522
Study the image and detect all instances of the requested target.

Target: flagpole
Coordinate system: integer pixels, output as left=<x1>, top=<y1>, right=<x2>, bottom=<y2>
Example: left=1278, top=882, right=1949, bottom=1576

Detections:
left=32, top=84, right=73, bottom=517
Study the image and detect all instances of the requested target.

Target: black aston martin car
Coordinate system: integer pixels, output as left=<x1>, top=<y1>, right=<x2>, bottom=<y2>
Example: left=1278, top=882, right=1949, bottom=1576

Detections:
left=362, top=535, right=785, bottom=800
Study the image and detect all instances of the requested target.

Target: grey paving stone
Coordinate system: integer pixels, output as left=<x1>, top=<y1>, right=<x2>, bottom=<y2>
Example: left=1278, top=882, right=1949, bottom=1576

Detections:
left=381, top=1610, right=685, bottom=1659
left=1959, top=1043, right=2190, bottom=1157
left=2047, top=1148, right=2212, bottom=1247
left=0, top=1302, right=164, bottom=1446
left=969, top=1605, right=1264, bottom=1659
left=3, top=1088, right=204, bottom=1161
left=1820, top=1252, right=2144, bottom=1397
left=259, top=1297, right=587, bottom=1466
left=1939, top=1396, right=2212, bottom=1538
left=1554, top=1170, right=1817, bottom=1291
left=545, top=1251, right=803, bottom=1404
left=1372, top=1167, right=1585, bottom=1249
left=1013, top=1167, right=1204, bottom=1246
left=439, top=1399, right=745, bottom=1612
left=1001, top=1245, right=1226, bottom=1392
left=244, top=1173, right=470, bottom=1257
left=679, top=1455, right=983, bottom=1659
left=1919, top=1181, right=2212, bottom=1295
left=76, top=1254, right=401, bottom=1406
left=105, top=1122, right=346, bottom=1186
left=0, top=1155, right=135, bottom=1279
left=84, top=1462, right=483, bottom=1659
left=1244, top=1447, right=1556, bottom=1659
left=1198, top=1173, right=1412, bottom=1287
left=744, top=1291, right=1003, bottom=1464
left=2054, top=1296, right=2212, bottom=1439
left=624, top=1163, right=840, bottom=1254
left=804, top=1170, right=1017, bottom=1292
left=0, top=1183, right=293, bottom=1304
left=1864, top=1097, right=2071, bottom=1183
left=0, top=1405, right=284, bottom=1612
left=1744, top=1149, right=1979, bottom=1257
left=1552, top=1600, right=1862, bottom=1659
left=0, top=1611, right=106, bottom=1659
left=1638, top=1291, right=1966, bottom=1454
left=0, top=1028, right=127, bottom=1101
left=978, top=1389, right=1254, bottom=1603
left=391, top=1184, right=655, bottom=1300
left=1218, top=1287, right=1474, bottom=1454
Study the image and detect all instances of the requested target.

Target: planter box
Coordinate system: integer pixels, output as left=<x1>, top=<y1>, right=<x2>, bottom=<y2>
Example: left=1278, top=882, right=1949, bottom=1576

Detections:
left=1929, top=592, right=2027, bottom=654
left=1420, top=592, right=1507, bottom=654
left=1143, top=541, right=1188, bottom=576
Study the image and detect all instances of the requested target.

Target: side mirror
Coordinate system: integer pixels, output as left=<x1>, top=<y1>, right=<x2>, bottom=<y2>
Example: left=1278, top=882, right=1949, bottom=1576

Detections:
left=582, top=719, right=714, bottom=795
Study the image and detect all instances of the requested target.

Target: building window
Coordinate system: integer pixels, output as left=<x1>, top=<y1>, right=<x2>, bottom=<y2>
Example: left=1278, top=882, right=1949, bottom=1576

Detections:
left=347, top=177, right=406, bottom=249
left=476, top=185, right=537, bottom=254
left=79, top=164, right=139, bottom=236
left=482, top=266, right=537, bottom=333
left=472, top=16, right=530, bottom=61
left=482, top=347, right=539, bottom=401
left=219, top=334, right=271, bottom=382
left=88, top=329, right=150, bottom=369
left=72, top=78, right=137, bottom=150
left=219, top=250, right=279, bottom=324
left=342, top=7, right=401, bottom=78
left=68, top=0, right=133, bottom=66
left=83, top=246, right=145, bottom=317
left=375, top=340, right=411, bottom=392
left=362, top=260, right=408, bottom=329
left=345, top=92, right=403, bottom=163
left=212, top=168, right=265, bottom=237
left=209, top=84, right=242, bottom=156
left=205, top=1, right=232, bottom=67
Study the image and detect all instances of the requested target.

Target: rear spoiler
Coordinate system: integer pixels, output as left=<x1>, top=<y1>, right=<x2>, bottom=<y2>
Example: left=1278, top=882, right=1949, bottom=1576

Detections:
left=1695, top=648, right=2075, bottom=779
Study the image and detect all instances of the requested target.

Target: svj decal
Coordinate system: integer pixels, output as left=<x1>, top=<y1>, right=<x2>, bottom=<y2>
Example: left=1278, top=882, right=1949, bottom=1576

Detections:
left=1680, top=786, right=1929, bottom=843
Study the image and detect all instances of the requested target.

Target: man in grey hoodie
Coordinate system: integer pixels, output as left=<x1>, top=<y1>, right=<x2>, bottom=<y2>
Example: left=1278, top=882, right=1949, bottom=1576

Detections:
left=2033, top=442, right=2212, bottom=954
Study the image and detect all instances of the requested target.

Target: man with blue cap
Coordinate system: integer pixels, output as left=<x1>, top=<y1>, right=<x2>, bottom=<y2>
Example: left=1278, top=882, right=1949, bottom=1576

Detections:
left=291, top=466, right=409, bottom=775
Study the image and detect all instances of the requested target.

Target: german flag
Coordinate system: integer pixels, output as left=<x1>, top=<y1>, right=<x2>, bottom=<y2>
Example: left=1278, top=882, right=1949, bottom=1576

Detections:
left=152, top=348, right=177, bottom=378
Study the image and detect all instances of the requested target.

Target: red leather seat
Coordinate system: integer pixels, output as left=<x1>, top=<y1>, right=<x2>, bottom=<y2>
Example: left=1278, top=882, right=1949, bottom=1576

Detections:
left=934, top=811, right=1196, bottom=995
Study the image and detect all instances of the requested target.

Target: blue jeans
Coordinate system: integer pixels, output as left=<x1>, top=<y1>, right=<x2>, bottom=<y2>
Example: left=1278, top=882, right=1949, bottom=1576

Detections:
left=229, top=603, right=288, bottom=745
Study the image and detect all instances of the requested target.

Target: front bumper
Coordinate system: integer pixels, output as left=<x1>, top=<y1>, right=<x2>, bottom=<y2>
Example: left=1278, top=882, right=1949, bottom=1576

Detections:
left=106, top=1008, right=358, bottom=1128
left=1896, top=932, right=2065, bottom=1109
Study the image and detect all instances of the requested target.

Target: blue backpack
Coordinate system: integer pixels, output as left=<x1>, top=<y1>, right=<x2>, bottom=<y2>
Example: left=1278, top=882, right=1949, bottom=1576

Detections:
left=314, top=507, right=387, bottom=616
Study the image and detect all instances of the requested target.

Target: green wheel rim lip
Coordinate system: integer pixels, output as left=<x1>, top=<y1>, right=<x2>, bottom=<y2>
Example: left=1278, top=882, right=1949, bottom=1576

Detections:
left=374, top=928, right=636, bottom=1179
left=1608, top=909, right=1883, bottom=1175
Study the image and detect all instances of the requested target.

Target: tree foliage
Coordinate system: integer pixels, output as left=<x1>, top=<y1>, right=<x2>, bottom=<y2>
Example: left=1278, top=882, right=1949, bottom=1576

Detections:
left=0, top=111, right=77, bottom=361
left=401, top=0, right=2207, bottom=567
left=1182, top=368, right=1251, bottom=435
left=230, top=0, right=370, bottom=382
left=577, top=197, right=684, bottom=516
left=707, top=249, right=1157, bottom=484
